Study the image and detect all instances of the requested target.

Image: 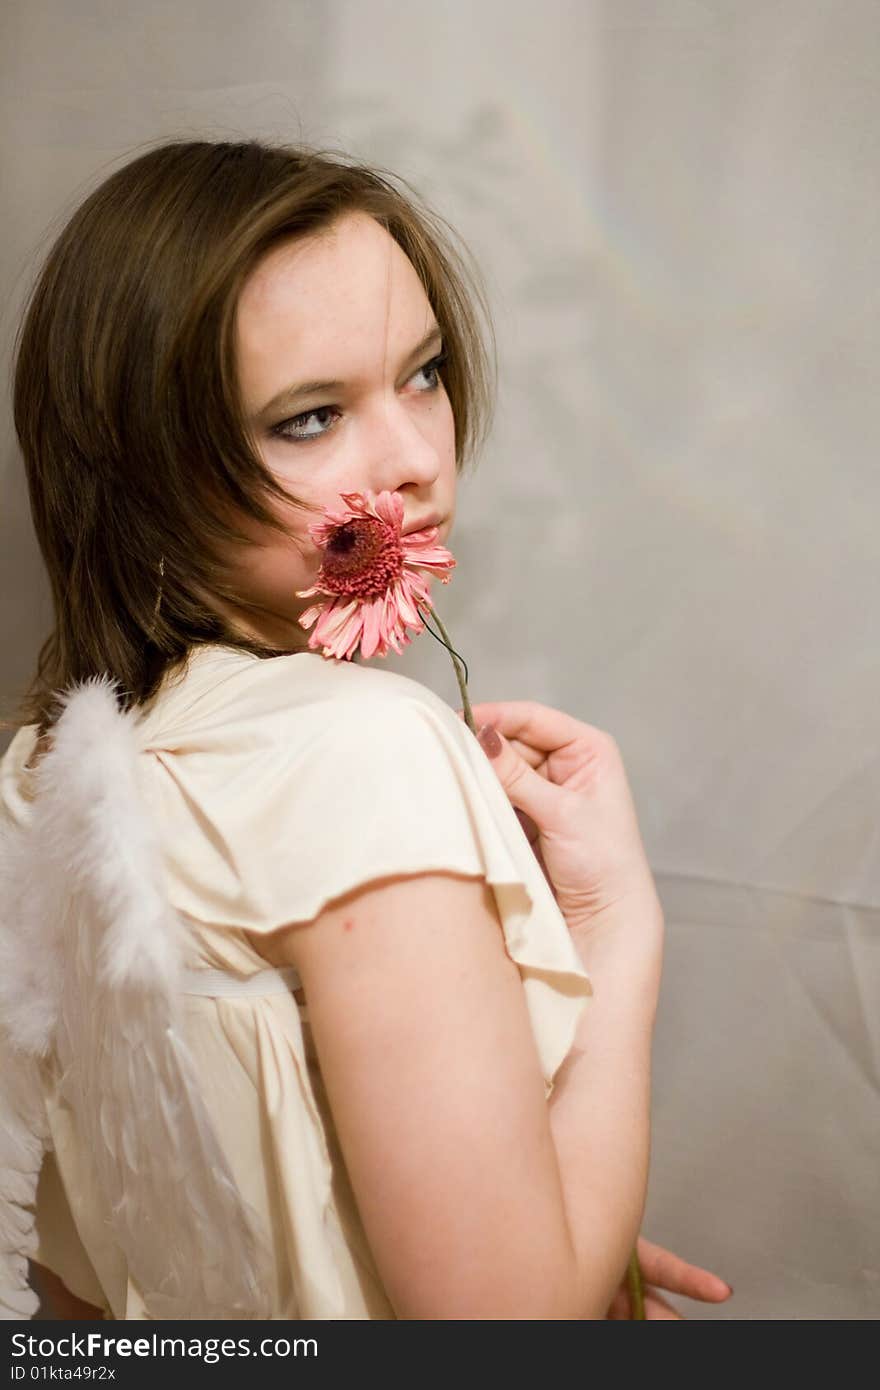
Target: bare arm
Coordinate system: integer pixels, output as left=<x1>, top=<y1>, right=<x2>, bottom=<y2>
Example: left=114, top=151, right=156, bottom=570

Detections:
left=251, top=870, right=661, bottom=1320
left=548, top=899, right=664, bottom=1315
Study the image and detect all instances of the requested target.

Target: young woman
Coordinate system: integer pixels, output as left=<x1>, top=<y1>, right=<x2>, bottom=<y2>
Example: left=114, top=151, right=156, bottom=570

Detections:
left=0, top=139, right=732, bottom=1320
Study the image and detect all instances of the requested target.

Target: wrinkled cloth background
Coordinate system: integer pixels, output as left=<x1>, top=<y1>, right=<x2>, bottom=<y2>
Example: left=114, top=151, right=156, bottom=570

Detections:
left=1, top=0, right=877, bottom=1319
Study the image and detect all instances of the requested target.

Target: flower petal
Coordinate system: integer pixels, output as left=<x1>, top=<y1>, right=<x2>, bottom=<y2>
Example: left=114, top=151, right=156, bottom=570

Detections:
left=298, top=603, right=329, bottom=631
left=373, top=490, right=404, bottom=531
left=337, top=491, right=373, bottom=518
left=315, top=597, right=360, bottom=640
left=360, top=599, right=384, bottom=659
left=405, top=570, right=432, bottom=607
left=404, top=550, right=456, bottom=576
left=379, top=590, right=404, bottom=655
left=394, top=577, right=424, bottom=629
left=399, top=527, right=440, bottom=547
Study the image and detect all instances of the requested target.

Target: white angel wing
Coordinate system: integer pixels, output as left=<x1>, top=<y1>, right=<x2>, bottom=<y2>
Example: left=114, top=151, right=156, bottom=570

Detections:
left=0, top=674, right=276, bottom=1319
left=0, top=732, right=63, bottom=1321
left=0, top=1035, right=47, bottom=1319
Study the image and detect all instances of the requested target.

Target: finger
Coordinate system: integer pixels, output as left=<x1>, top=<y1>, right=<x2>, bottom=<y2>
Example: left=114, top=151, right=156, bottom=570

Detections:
left=637, top=1237, right=732, bottom=1302
left=507, top=739, right=549, bottom=773
left=454, top=710, right=549, bottom=772
left=606, top=1285, right=684, bottom=1320
left=468, top=721, right=571, bottom=828
left=643, top=1289, right=686, bottom=1320
left=464, top=700, right=600, bottom=758
left=637, top=1237, right=731, bottom=1300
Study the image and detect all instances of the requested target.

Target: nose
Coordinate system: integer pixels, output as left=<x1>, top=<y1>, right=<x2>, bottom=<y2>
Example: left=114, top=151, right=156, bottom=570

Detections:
left=367, top=393, right=442, bottom=496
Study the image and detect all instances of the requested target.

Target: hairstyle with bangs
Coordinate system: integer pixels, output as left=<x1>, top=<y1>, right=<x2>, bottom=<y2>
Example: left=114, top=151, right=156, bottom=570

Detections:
left=3, top=137, right=496, bottom=747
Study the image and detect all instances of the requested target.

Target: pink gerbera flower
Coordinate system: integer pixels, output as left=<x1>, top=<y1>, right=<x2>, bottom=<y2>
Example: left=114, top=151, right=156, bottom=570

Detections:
left=295, top=489, right=456, bottom=661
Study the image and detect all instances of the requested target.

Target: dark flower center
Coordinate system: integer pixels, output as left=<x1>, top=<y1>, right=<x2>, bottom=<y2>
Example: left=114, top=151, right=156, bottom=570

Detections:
left=320, top=517, right=404, bottom=598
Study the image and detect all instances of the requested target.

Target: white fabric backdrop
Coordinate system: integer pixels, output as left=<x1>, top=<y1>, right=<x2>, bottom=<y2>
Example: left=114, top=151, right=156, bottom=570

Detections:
left=2, top=0, right=877, bottom=1318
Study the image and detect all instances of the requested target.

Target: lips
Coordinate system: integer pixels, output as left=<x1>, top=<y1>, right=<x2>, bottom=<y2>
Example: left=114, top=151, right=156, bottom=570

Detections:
left=402, top=516, right=442, bottom=537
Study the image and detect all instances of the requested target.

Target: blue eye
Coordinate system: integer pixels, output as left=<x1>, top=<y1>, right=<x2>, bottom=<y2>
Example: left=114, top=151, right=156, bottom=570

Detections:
left=272, top=404, right=340, bottom=443
left=409, top=351, right=448, bottom=392
left=270, top=351, right=448, bottom=444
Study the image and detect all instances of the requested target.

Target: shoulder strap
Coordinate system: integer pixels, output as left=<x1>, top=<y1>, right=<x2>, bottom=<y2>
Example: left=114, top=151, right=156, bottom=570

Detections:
left=0, top=675, right=277, bottom=1319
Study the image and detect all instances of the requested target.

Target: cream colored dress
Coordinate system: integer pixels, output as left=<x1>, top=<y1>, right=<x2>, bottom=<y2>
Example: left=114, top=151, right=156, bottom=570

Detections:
left=0, top=643, right=593, bottom=1319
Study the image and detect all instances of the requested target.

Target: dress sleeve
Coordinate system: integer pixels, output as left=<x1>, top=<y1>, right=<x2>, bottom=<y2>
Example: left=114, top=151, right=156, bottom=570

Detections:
left=139, top=687, right=593, bottom=1094
left=142, top=691, right=529, bottom=932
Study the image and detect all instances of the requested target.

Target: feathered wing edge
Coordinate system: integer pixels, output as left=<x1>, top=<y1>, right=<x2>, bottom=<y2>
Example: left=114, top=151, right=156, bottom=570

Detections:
left=0, top=674, right=275, bottom=1319
left=0, top=723, right=66, bottom=1320
left=0, top=1035, right=47, bottom=1318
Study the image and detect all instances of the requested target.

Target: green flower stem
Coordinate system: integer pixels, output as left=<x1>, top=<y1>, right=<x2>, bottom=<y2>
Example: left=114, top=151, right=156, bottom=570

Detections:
left=627, top=1245, right=646, bottom=1319
left=421, top=603, right=477, bottom=736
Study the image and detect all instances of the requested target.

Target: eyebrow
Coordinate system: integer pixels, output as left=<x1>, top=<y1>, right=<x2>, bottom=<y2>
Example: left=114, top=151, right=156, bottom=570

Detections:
left=255, top=324, right=444, bottom=419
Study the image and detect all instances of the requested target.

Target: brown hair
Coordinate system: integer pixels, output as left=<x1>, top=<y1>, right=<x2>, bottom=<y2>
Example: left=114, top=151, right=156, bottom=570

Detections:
left=3, top=137, right=496, bottom=748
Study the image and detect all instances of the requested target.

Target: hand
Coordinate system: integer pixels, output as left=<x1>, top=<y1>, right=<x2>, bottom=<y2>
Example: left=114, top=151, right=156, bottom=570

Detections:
left=605, top=1237, right=734, bottom=1319
left=457, top=700, right=662, bottom=934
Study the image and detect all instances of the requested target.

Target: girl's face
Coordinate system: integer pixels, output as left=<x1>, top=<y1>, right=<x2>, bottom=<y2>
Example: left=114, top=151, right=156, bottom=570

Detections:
left=219, top=210, right=457, bottom=652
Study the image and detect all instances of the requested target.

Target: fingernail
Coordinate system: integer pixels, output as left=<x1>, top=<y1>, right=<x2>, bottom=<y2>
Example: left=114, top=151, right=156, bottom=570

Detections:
left=477, top=723, right=502, bottom=759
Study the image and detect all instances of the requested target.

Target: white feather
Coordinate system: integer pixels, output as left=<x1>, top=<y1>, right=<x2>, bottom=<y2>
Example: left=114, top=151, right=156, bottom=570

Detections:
left=0, top=1037, right=46, bottom=1318
left=0, top=675, right=276, bottom=1319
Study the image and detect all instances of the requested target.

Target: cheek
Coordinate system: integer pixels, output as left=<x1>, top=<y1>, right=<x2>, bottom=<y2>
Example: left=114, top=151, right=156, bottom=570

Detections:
left=428, top=390, right=457, bottom=464
left=438, top=389, right=456, bottom=437
left=223, top=496, right=315, bottom=594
